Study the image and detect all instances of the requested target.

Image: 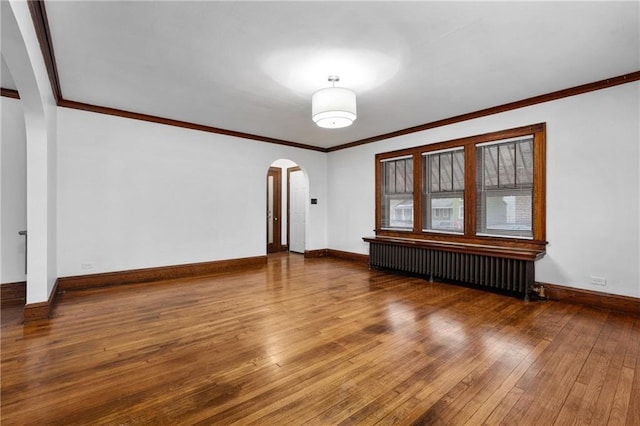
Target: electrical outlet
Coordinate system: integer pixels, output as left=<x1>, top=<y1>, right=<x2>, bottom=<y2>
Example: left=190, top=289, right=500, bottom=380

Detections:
left=80, top=262, right=95, bottom=270
left=591, top=276, right=607, bottom=286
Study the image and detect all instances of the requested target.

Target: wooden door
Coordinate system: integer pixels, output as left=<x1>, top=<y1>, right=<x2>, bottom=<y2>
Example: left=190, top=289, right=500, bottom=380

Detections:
left=266, top=167, right=282, bottom=253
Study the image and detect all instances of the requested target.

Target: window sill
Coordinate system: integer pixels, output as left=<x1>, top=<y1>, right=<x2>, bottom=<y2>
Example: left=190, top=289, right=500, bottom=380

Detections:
left=369, top=231, right=546, bottom=261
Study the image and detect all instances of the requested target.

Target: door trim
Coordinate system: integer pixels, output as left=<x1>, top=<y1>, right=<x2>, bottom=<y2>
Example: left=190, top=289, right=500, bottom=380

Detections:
left=287, top=166, right=302, bottom=251
left=267, top=167, right=282, bottom=253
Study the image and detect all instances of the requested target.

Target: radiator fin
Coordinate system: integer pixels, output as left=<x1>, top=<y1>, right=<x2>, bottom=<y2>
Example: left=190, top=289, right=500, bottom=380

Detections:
left=369, top=243, right=533, bottom=297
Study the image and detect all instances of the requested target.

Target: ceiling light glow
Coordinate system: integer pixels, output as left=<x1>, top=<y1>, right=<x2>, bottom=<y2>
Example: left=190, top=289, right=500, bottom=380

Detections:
left=262, top=47, right=402, bottom=96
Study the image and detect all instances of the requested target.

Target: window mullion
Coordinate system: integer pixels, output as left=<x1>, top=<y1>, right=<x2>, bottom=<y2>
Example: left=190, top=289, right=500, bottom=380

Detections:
left=449, top=152, right=454, bottom=192
left=465, top=144, right=476, bottom=237
left=437, top=154, right=441, bottom=192
left=413, top=154, right=422, bottom=233
left=513, top=142, right=518, bottom=187
left=496, top=145, right=501, bottom=188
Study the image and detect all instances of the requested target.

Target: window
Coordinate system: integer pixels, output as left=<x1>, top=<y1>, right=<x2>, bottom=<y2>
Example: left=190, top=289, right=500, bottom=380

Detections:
left=380, top=156, right=413, bottom=229
left=477, top=137, right=533, bottom=238
left=375, top=123, right=546, bottom=249
left=423, top=148, right=464, bottom=233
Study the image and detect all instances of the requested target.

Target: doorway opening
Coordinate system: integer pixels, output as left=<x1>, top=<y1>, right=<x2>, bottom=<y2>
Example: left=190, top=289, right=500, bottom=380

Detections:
left=266, top=159, right=307, bottom=254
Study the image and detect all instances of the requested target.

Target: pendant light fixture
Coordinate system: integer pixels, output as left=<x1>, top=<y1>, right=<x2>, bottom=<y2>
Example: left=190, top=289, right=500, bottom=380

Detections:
left=312, top=76, right=357, bottom=129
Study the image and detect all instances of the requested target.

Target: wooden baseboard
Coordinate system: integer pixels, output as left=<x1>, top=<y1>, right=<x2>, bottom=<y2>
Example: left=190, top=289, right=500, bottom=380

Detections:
left=23, top=279, right=59, bottom=322
left=304, top=248, right=369, bottom=263
left=23, top=301, right=50, bottom=322
left=57, top=256, right=267, bottom=292
left=304, top=249, right=329, bottom=258
left=1, top=281, right=26, bottom=306
left=326, top=249, right=369, bottom=264
left=539, top=282, right=640, bottom=317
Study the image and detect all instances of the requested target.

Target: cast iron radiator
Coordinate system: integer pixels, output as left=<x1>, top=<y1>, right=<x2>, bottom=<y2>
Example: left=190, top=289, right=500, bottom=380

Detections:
left=368, top=241, right=536, bottom=297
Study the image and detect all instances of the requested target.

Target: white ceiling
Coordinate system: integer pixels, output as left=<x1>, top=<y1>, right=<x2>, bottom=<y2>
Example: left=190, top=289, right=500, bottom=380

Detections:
left=11, top=2, right=640, bottom=148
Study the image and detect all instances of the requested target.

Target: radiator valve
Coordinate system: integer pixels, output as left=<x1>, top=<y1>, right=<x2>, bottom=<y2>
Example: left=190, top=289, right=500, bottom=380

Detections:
left=533, top=285, right=547, bottom=300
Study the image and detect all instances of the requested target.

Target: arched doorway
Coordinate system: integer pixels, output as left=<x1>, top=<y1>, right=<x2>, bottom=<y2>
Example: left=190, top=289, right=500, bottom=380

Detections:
left=266, top=159, right=307, bottom=254
left=2, top=0, right=58, bottom=316
left=0, top=58, right=27, bottom=292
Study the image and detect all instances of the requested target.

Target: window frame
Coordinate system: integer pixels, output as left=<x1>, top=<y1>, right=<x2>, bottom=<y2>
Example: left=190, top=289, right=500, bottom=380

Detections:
left=379, top=155, right=415, bottom=230
left=476, top=136, right=535, bottom=239
left=422, top=147, right=465, bottom=234
left=374, top=123, right=546, bottom=252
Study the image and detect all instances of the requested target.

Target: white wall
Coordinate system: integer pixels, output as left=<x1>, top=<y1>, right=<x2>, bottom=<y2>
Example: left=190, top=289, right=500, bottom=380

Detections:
left=328, top=83, right=640, bottom=298
left=1, top=96, right=27, bottom=284
left=57, top=108, right=327, bottom=277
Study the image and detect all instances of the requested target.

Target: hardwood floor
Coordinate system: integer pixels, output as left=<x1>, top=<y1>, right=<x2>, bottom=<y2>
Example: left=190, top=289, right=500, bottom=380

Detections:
left=2, top=253, right=639, bottom=425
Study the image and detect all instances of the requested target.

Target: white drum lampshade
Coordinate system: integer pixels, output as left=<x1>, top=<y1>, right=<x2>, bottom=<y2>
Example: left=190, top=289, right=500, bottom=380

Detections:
left=312, top=79, right=357, bottom=129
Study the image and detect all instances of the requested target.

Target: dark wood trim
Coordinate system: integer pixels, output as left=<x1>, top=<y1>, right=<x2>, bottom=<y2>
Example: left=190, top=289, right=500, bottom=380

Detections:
left=375, top=157, right=382, bottom=233
left=54, top=71, right=640, bottom=154
left=49, top=278, right=60, bottom=315
left=1, top=88, right=20, bottom=99
left=59, top=99, right=326, bottom=152
left=23, top=301, right=50, bottom=322
left=23, top=278, right=59, bottom=322
left=57, top=256, right=267, bottom=292
left=267, top=167, right=283, bottom=253
left=464, top=143, right=476, bottom=237
left=363, top=236, right=545, bottom=262
left=539, top=282, right=640, bottom=318
left=25, top=257, right=267, bottom=321
left=287, top=169, right=291, bottom=250
left=328, top=71, right=640, bottom=152
left=304, top=249, right=368, bottom=263
left=1, top=281, right=26, bottom=306
left=26, top=0, right=324, bottom=152
left=52, top=70, right=640, bottom=154
left=375, top=124, right=547, bottom=251
left=534, top=127, right=547, bottom=242
left=412, top=154, right=422, bottom=233
left=304, top=249, right=329, bottom=258
left=373, top=229, right=547, bottom=252
left=286, top=166, right=302, bottom=251
left=376, top=123, right=545, bottom=161
left=27, top=0, right=62, bottom=102
left=23, top=0, right=639, bottom=155
left=326, top=249, right=369, bottom=264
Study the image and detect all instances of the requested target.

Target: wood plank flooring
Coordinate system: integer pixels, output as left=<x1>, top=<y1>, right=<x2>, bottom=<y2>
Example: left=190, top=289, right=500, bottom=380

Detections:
left=2, top=253, right=639, bottom=425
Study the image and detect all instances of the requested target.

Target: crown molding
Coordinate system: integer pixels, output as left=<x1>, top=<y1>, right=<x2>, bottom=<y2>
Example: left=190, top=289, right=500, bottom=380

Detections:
left=26, top=1, right=639, bottom=154
left=27, top=0, right=62, bottom=103
left=28, top=0, right=326, bottom=153
left=58, top=99, right=327, bottom=152
left=327, top=71, right=640, bottom=152
left=1, top=88, right=20, bottom=99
